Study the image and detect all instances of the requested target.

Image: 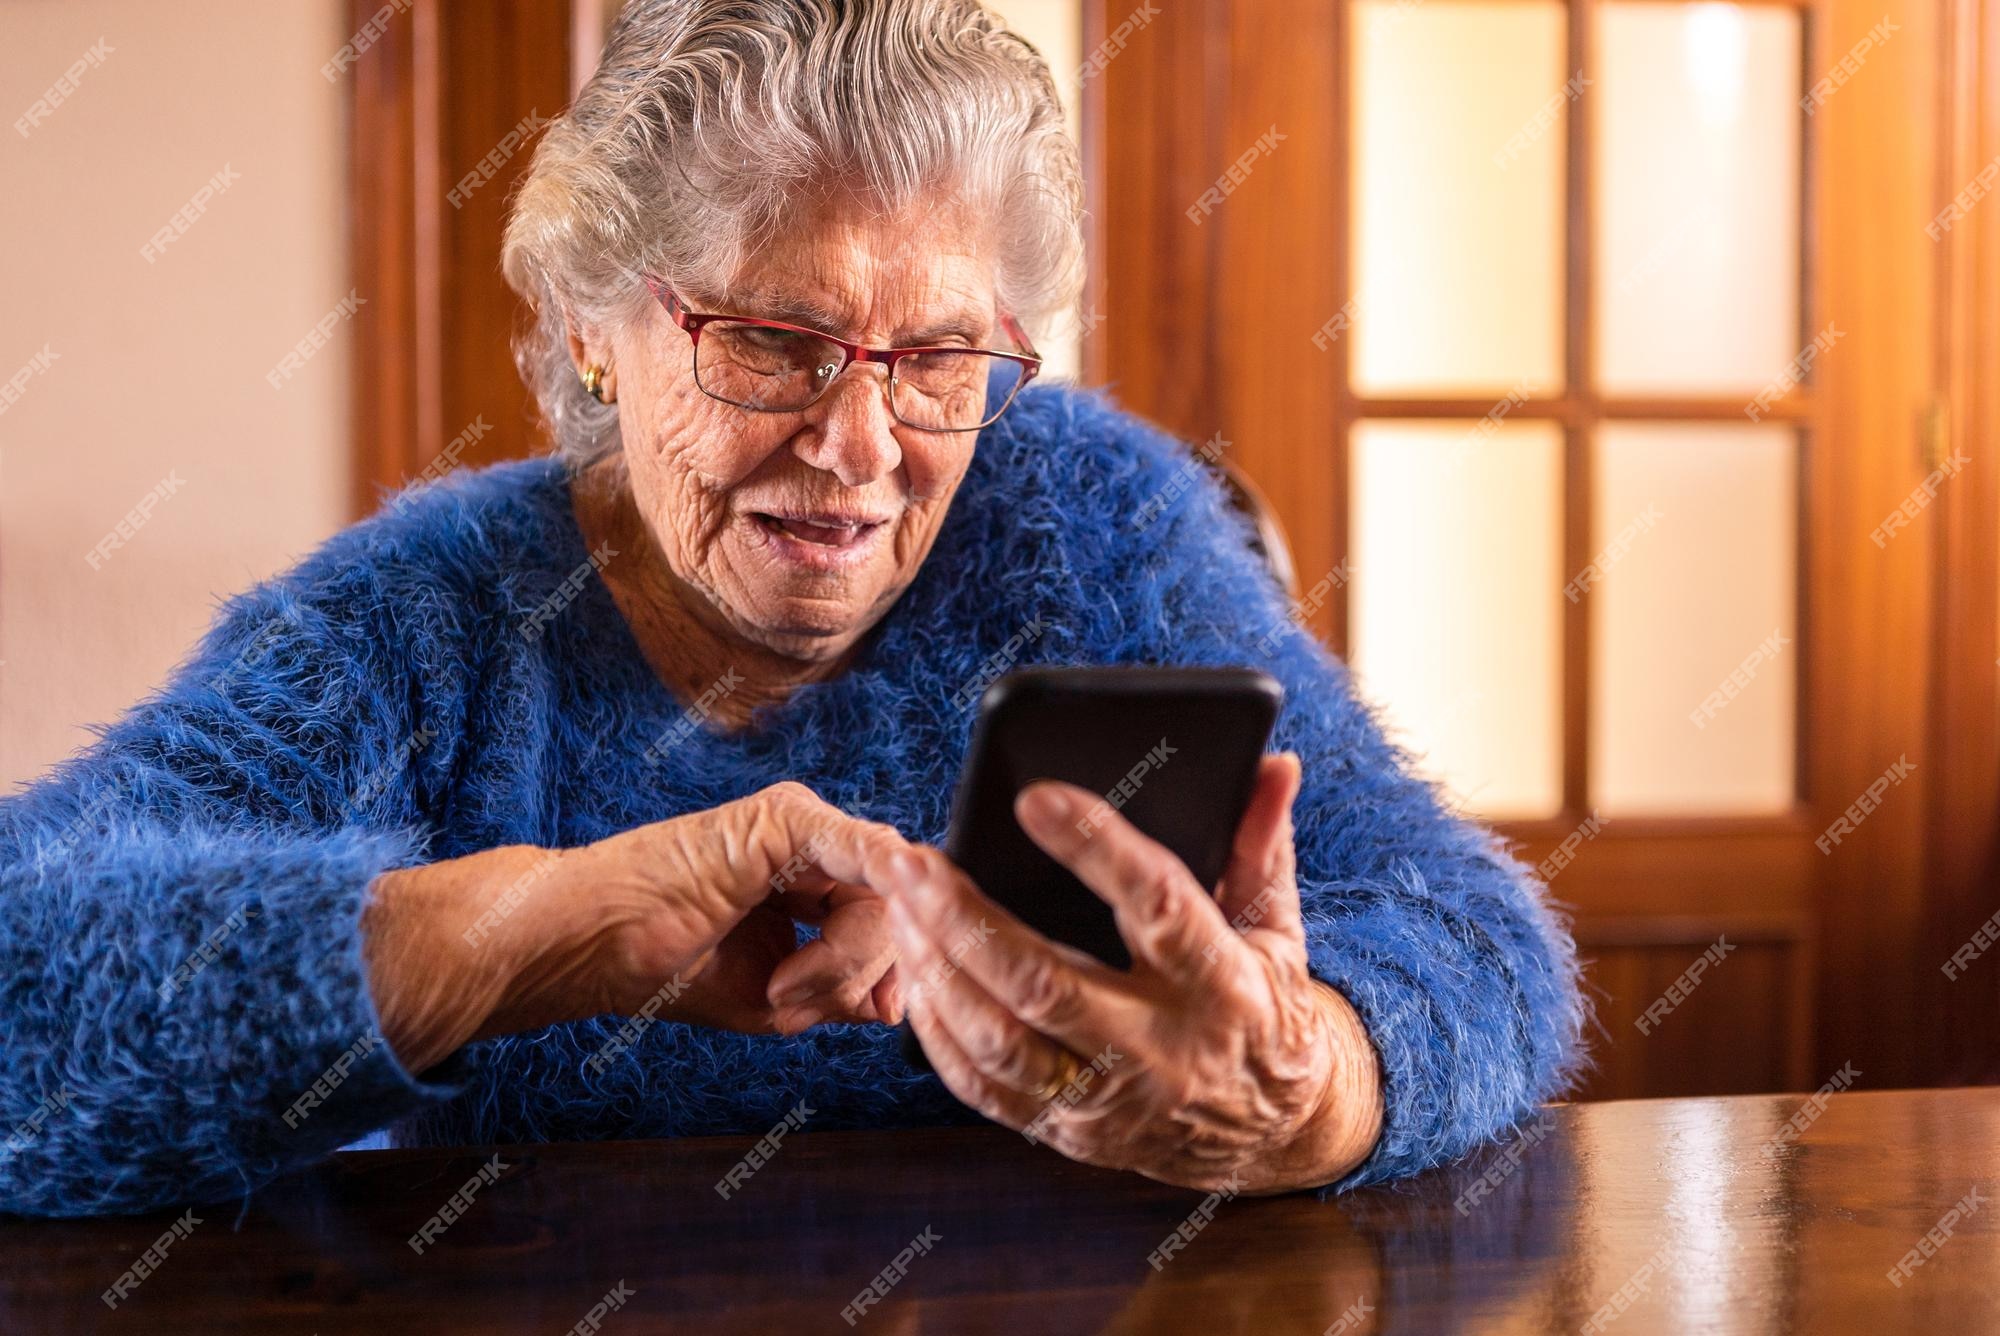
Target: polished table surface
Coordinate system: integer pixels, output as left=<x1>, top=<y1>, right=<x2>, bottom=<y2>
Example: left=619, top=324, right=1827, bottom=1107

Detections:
left=6, top=1086, right=1999, bottom=1334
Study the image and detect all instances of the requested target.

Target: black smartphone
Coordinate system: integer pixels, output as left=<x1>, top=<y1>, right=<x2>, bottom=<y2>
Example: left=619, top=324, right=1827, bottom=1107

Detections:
left=899, top=665, right=1283, bottom=1070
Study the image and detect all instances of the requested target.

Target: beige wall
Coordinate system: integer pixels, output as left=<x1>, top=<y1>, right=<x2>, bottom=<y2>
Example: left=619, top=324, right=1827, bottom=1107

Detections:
left=0, top=0, right=353, bottom=789
left=0, top=1, right=1084, bottom=793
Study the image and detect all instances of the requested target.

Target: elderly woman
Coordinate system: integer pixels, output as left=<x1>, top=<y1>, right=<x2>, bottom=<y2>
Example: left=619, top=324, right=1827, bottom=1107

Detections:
left=0, top=0, right=1582, bottom=1218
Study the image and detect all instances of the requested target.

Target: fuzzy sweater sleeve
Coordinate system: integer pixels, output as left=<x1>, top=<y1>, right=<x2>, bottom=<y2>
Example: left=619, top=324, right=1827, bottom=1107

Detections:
left=0, top=549, right=474, bottom=1218
left=1057, top=400, right=1589, bottom=1191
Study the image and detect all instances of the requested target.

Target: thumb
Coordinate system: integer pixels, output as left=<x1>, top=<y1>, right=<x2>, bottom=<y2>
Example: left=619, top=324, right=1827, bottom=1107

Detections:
left=1214, top=752, right=1304, bottom=948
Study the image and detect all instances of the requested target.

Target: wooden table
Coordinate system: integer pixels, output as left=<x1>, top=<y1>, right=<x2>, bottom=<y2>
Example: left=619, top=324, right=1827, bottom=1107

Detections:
left=5, top=1086, right=1998, bottom=1333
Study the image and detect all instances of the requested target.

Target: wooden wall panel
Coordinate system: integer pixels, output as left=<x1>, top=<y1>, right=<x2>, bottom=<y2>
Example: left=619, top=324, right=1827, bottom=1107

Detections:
left=435, top=1, right=574, bottom=480
left=1577, top=939, right=1808, bottom=1101
left=347, top=0, right=423, bottom=515
left=1215, top=0, right=1345, bottom=617
left=1806, top=0, right=1949, bottom=1091
left=347, top=0, right=571, bottom=516
left=1926, top=0, right=2000, bottom=1084
left=1082, top=0, right=1344, bottom=638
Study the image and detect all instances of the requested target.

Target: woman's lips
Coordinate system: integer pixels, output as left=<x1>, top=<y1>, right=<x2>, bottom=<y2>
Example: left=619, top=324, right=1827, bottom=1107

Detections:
left=747, top=511, right=890, bottom=569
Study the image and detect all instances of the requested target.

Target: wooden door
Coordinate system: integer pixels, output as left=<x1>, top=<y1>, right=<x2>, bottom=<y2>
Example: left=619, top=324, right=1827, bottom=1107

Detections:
left=1082, top=0, right=1991, bottom=1097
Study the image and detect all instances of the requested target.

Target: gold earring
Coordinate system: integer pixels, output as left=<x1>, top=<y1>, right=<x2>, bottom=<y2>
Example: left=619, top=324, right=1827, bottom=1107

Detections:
left=582, top=364, right=607, bottom=402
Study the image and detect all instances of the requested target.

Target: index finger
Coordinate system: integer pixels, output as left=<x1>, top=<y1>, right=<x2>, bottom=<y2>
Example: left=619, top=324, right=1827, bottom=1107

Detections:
left=876, top=846, right=1141, bottom=1058
left=1012, top=780, right=1240, bottom=983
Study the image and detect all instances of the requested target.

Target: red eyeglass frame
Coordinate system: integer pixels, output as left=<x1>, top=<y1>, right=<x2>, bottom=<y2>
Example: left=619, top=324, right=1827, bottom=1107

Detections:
left=642, top=276, right=1042, bottom=431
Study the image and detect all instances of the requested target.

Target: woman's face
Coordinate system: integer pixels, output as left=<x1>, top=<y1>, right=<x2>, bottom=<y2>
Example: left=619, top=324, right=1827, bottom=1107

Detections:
left=594, top=195, right=999, bottom=664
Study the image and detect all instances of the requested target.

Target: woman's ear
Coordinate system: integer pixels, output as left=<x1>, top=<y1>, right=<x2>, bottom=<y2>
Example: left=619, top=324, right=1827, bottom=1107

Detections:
left=564, top=315, right=593, bottom=378
left=565, top=316, right=617, bottom=403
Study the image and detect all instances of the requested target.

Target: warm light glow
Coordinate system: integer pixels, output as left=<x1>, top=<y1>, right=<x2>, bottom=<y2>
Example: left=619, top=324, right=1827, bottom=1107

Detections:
left=1590, top=423, right=1798, bottom=815
left=1597, top=3, right=1802, bottom=394
left=1683, top=3, right=1750, bottom=127
left=1350, top=421, right=1566, bottom=820
left=1352, top=2, right=1567, bottom=395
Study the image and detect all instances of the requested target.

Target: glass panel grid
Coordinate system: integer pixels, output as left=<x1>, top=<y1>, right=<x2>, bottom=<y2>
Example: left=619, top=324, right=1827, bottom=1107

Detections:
left=1339, top=0, right=1811, bottom=822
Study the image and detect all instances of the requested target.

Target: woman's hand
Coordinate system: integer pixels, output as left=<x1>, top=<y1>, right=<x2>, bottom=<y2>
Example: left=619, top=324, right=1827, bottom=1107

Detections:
left=362, top=782, right=911, bottom=1073
left=880, top=754, right=1384, bottom=1195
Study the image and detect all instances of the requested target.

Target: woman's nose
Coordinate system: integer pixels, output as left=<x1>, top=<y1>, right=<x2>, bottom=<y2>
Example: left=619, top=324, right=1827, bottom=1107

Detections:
left=792, top=366, right=903, bottom=486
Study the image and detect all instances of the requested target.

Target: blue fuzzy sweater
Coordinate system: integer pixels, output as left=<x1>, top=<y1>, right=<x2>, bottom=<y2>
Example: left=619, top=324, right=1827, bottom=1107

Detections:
left=0, top=384, right=1584, bottom=1218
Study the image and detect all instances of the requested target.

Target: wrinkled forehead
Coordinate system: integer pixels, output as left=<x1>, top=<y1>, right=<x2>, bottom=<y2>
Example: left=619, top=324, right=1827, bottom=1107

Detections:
left=709, top=190, right=998, bottom=342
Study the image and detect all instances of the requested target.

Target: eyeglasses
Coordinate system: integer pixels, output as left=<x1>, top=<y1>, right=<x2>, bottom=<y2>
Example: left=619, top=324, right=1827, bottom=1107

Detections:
left=643, top=277, right=1041, bottom=432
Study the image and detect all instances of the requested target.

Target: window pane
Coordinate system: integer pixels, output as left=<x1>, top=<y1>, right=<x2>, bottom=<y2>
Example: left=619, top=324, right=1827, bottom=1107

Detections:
left=981, top=0, right=1085, bottom=382
left=1352, top=2, right=1566, bottom=396
left=1595, top=4, right=1803, bottom=395
left=1350, top=420, right=1565, bottom=819
left=1588, top=423, right=1798, bottom=814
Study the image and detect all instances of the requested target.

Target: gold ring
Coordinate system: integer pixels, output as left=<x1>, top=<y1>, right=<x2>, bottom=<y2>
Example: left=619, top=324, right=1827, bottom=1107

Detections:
left=1033, top=1046, right=1083, bottom=1102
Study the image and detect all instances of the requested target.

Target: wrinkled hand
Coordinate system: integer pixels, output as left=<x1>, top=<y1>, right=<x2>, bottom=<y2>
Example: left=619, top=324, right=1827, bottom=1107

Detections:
left=365, top=782, right=910, bottom=1073
left=878, top=754, right=1383, bottom=1194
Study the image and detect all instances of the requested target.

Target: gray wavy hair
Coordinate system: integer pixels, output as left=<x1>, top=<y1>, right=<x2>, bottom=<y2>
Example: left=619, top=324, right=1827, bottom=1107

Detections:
left=501, top=0, right=1086, bottom=467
